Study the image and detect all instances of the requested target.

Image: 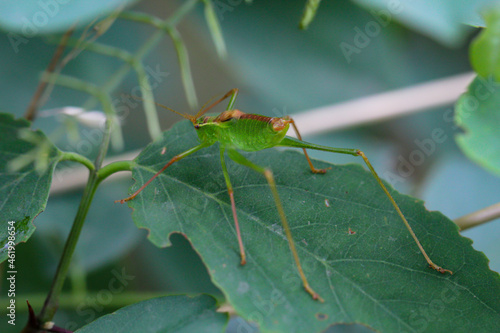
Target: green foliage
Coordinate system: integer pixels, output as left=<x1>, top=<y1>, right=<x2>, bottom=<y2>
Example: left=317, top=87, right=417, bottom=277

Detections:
left=75, top=295, right=227, bottom=333
left=470, top=4, right=500, bottom=81
left=352, top=0, right=497, bottom=46
left=0, top=113, right=60, bottom=263
left=455, top=76, right=500, bottom=176
left=126, top=120, right=500, bottom=332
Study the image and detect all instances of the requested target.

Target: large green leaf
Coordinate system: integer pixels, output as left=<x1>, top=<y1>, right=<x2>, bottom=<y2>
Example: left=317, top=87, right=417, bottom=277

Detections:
left=0, top=113, right=61, bottom=263
left=455, top=76, right=500, bottom=176
left=75, top=295, right=227, bottom=333
left=125, top=120, right=500, bottom=332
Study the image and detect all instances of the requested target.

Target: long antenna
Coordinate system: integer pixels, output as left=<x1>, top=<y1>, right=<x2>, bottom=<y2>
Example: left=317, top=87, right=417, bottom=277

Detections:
left=123, top=94, right=196, bottom=124
left=195, top=88, right=238, bottom=119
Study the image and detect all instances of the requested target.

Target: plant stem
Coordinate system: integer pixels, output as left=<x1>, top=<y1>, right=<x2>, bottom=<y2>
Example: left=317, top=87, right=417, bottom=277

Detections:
left=455, top=202, right=500, bottom=231
left=37, top=171, right=100, bottom=323
left=82, top=0, right=200, bottom=111
left=59, top=152, right=95, bottom=171
left=97, top=160, right=134, bottom=181
left=119, top=9, right=199, bottom=109
left=38, top=110, right=115, bottom=326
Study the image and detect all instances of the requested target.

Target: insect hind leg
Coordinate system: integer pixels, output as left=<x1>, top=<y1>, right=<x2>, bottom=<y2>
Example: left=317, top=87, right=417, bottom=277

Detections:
left=226, top=148, right=324, bottom=302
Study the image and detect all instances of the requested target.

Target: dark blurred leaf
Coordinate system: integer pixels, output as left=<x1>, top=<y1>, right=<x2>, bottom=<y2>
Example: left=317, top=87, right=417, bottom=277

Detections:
left=353, top=0, right=497, bottom=46
left=75, top=295, right=227, bottom=333
left=0, top=113, right=61, bottom=263
left=0, top=0, right=137, bottom=34
left=125, top=120, right=500, bottom=332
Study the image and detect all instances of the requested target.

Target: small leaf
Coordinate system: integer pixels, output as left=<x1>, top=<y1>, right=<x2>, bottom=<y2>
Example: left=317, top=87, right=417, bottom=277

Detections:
left=75, top=295, right=227, bottom=333
left=299, top=0, right=323, bottom=30
left=470, top=4, right=500, bottom=81
left=455, top=76, right=500, bottom=176
left=125, top=120, right=500, bottom=332
left=0, top=113, right=61, bottom=263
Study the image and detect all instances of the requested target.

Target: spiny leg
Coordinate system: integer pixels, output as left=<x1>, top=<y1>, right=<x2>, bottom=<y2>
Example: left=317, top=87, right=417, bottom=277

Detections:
left=356, top=150, right=452, bottom=274
left=220, top=147, right=247, bottom=265
left=115, top=143, right=210, bottom=204
left=278, top=136, right=452, bottom=274
left=227, top=148, right=324, bottom=302
left=288, top=118, right=330, bottom=174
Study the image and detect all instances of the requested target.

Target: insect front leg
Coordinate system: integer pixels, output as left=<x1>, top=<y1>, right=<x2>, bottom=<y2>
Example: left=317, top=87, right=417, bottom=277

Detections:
left=115, top=143, right=210, bottom=204
left=226, top=148, right=324, bottom=302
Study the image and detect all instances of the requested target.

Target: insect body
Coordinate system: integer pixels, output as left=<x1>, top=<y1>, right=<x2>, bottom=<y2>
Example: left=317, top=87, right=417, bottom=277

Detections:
left=117, top=88, right=452, bottom=302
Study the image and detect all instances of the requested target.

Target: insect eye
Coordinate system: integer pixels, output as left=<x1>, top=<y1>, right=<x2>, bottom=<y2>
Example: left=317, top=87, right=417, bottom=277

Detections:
left=271, top=118, right=288, bottom=132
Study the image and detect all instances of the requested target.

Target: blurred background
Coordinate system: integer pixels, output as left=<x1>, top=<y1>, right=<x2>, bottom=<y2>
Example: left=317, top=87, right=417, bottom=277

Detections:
left=0, top=0, right=499, bottom=331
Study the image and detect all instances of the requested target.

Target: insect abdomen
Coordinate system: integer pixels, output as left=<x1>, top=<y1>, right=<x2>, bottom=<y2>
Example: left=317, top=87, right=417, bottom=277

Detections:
left=220, top=115, right=289, bottom=151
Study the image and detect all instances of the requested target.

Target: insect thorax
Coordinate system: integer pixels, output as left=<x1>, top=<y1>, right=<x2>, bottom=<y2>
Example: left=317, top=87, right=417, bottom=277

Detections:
left=195, top=113, right=290, bottom=152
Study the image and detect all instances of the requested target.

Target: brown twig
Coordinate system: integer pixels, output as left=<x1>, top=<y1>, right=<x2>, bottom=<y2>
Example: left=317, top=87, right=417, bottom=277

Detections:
left=24, top=26, right=75, bottom=122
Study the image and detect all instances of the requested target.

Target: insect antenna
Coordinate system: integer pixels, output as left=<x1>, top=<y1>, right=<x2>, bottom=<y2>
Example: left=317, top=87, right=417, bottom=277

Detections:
left=123, top=94, right=197, bottom=124
left=194, top=88, right=239, bottom=119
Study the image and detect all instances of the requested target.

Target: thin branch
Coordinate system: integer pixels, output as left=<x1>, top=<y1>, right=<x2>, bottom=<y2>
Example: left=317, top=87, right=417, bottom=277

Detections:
left=24, top=26, right=75, bottom=122
left=288, top=72, right=475, bottom=137
left=53, top=37, right=163, bottom=140
left=202, top=0, right=227, bottom=58
left=455, top=202, right=500, bottom=231
left=81, top=0, right=200, bottom=111
left=119, top=10, right=199, bottom=109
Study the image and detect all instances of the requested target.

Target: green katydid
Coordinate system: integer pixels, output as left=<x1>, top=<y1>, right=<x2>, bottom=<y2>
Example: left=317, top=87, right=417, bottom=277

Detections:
left=117, top=88, right=452, bottom=302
